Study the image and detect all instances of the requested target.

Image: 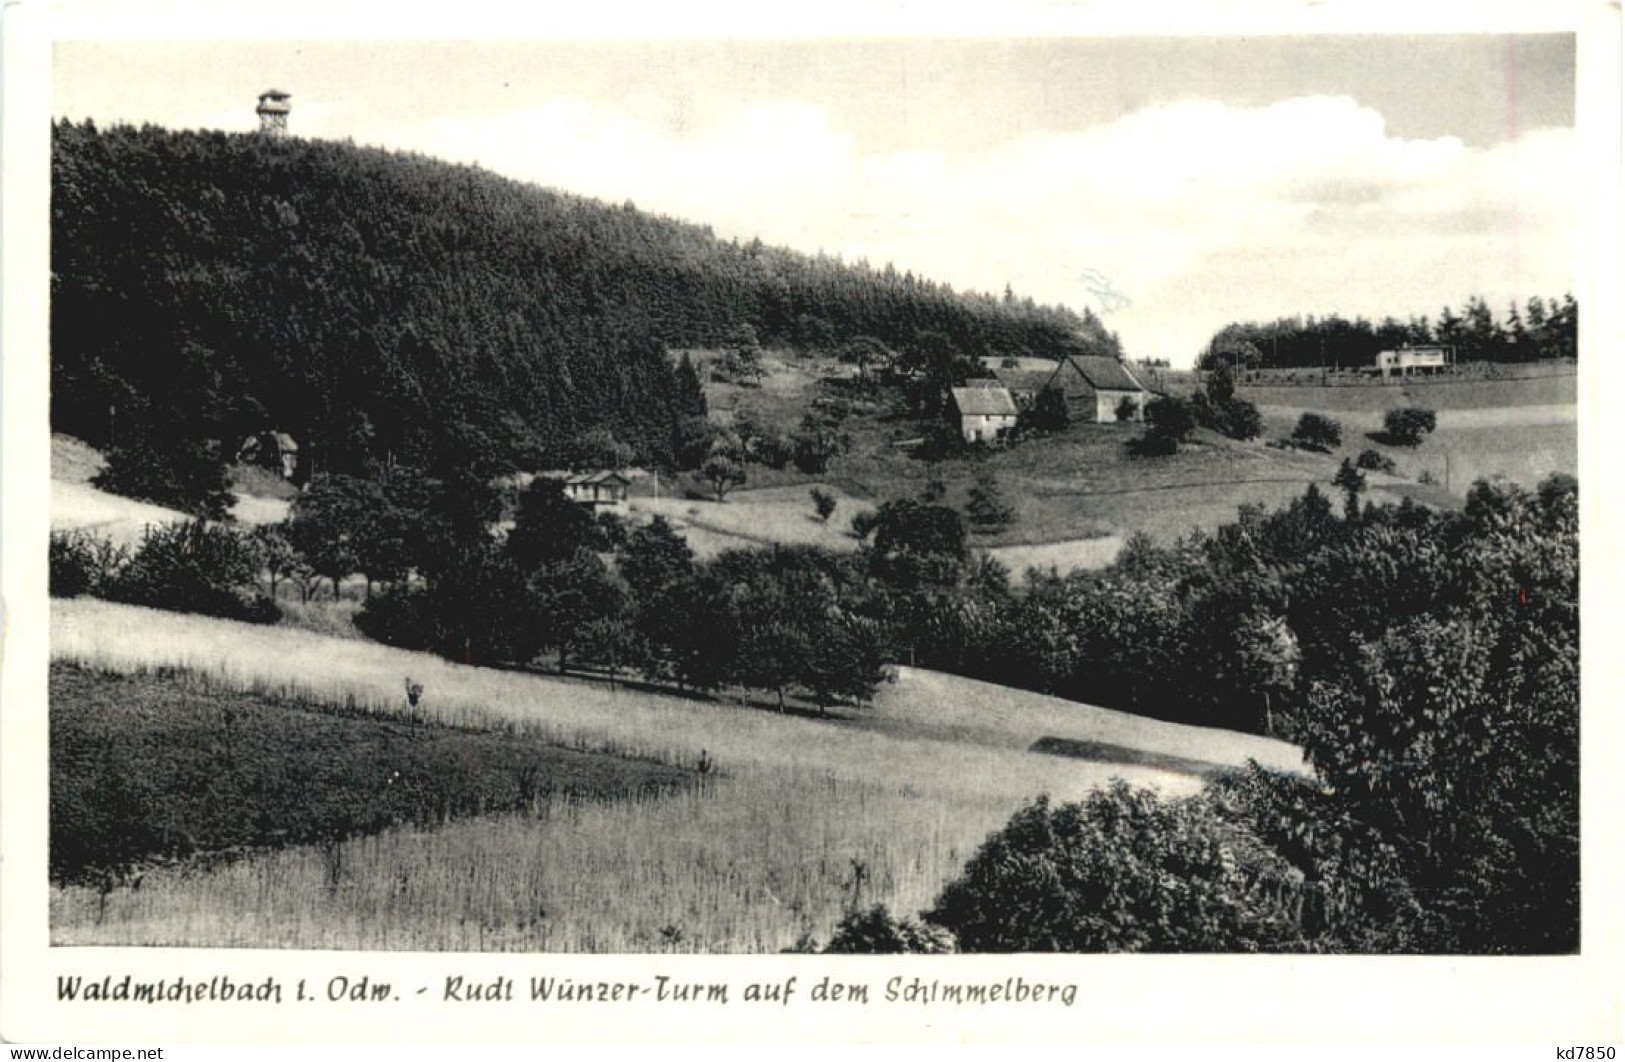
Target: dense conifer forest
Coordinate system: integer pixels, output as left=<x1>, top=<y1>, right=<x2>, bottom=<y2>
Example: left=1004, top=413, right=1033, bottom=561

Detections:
left=51, top=120, right=1113, bottom=481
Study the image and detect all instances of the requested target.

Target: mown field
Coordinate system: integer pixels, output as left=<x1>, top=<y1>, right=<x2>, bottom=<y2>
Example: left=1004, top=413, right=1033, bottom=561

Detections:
left=49, top=596, right=1302, bottom=951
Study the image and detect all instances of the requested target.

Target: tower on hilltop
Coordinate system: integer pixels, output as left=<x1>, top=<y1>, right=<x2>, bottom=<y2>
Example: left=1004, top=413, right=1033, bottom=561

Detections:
left=256, top=89, right=291, bottom=137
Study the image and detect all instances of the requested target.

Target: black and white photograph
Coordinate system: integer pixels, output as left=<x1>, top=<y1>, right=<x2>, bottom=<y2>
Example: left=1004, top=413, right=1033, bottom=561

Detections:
left=2, top=0, right=1620, bottom=1046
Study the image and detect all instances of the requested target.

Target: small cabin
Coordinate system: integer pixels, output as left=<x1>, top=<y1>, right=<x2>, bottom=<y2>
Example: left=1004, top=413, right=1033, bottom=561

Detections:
left=950, top=386, right=1019, bottom=445
left=237, top=430, right=300, bottom=479
left=564, top=470, right=631, bottom=514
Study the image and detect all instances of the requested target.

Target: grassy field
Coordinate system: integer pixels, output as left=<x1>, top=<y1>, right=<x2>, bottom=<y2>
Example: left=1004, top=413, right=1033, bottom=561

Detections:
left=52, top=435, right=292, bottom=546
left=1252, top=404, right=1575, bottom=494
left=50, top=664, right=693, bottom=884
left=630, top=484, right=876, bottom=559
left=658, top=371, right=1490, bottom=573
left=674, top=353, right=1437, bottom=568
left=49, top=596, right=1302, bottom=951
left=52, top=773, right=1001, bottom=952
left=1235, top=366, right=1576, bottom=412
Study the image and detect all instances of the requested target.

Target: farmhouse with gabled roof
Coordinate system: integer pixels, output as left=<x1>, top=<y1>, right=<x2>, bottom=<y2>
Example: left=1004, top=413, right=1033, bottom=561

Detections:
left=1040, top=353, right=1152, bottom=423
left=950, top=385, right=1019, bottom=444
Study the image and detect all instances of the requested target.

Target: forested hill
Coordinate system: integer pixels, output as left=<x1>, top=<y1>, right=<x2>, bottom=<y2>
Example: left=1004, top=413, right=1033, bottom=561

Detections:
left=52, top=120, right=1113, bottom=475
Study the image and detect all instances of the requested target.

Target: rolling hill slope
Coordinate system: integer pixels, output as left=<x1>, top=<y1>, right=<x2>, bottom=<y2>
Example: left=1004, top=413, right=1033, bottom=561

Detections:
left=52, top=120, right=1115, bottom=481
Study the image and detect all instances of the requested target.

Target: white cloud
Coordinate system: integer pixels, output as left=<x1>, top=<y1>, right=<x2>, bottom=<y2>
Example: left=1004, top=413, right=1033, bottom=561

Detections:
left=365, top=93, right=1575, bottom=365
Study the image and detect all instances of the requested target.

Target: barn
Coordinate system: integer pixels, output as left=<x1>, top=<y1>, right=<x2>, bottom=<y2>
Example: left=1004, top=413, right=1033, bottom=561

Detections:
left=950, top=386, right=1019, bottom=445
left=1038, top=354, right=1153, bottom=423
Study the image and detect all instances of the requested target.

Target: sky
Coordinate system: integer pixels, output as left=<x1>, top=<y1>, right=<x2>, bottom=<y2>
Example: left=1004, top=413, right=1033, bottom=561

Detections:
left=52, top=31, right=1577, bottom=366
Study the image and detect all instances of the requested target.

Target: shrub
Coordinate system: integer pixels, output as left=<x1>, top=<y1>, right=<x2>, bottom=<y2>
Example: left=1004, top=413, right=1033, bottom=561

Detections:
left=358, top=544, right=543, bottom=666
left=673, top=415, right=718, bottom=470
left=1136, top=395, right=1196, bottom=455
left=103, top=520, right=279, bottom=623
left=750, top=431, right=794, bottom=470
left=965, top=472, right=1015, bottom=531
left=925, top=784, right=1303, bottom=952
left=1290, top=412, right=1343, bottom=452
left=696, top=455, right=746, bottom=502
left=871, top=499, right=968, bottom=564
left=1227, top=400, right=1263, bottom=439
left=1030, top=386, right=1070, bottom=434
left=1115, top=394, right=1141, bottom=423
left=792, top=426, right=845, bottom=474
left=1382, top=407, right=1437, bottom=446
left=92, top=435, right=234, bottom=520
left=1196, top=394, right=1262, bottom=440
left=594, top=511, right=630, bottom=551
left=810, top=487, right=838, bottom=523
left=49, top=530, right=128, bottom=598
left=353, top=586, right=438, bottom=652
left=849, top=509, right=880, bottom=540
left=1355, top=448, right=1397, bottom=473
left=824, top=905, right=955, bottom=954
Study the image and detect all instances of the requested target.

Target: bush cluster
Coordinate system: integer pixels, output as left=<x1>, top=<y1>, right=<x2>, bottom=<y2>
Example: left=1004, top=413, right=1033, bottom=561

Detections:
left=1382, top=407, right=1437, bottom=445
left=1191, top=365, right=1263, bottom=440
left=52, top=521, right=278, bottom=624
left=1355, top=448, right=1397, bottom=473
left=49, top=530, right=128, bottom=599
left=1289, top=412, right=1343, bottom=452
left=1136, top=395, right=1196, bottom=454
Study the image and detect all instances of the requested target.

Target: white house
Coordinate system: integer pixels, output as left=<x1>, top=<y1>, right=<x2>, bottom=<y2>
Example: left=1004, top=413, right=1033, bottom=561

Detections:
left=1376, top=347, right=1451, bottom=378
left=950, top=386, right=1019, bottom=444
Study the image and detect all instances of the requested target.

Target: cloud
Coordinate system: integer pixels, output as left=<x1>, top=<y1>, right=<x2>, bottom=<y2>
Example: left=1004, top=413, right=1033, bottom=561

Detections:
left=370, top=93, right=1574, bottom=364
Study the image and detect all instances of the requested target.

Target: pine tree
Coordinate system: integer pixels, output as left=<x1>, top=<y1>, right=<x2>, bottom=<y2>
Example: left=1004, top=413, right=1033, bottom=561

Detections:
left=675, top=352, right=708, bottom=418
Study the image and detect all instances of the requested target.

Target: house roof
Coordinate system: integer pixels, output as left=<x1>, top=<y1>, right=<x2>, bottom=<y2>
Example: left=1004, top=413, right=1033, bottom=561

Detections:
left=1050, top=354, right=1148, bottom=393
left=990, top=366, right=1053, bottom=393
left=951, top=386, right=1019, bottom=417
left=566, top=470, right=632, bottom=487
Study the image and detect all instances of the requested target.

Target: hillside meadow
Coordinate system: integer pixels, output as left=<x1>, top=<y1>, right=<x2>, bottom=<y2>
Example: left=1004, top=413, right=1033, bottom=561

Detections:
left=48, top=597, right=1301, bottom=951
left=676, top=350, right=1396, bottom=567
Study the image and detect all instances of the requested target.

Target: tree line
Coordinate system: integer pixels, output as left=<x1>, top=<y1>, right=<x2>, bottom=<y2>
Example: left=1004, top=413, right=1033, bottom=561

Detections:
left=1202, top=293, right=1578, bottom=371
